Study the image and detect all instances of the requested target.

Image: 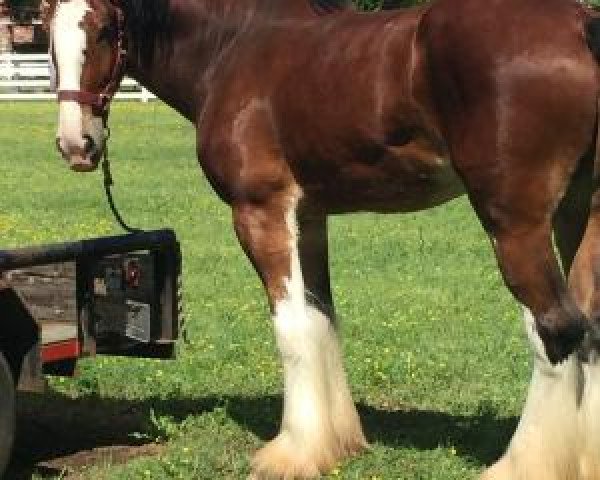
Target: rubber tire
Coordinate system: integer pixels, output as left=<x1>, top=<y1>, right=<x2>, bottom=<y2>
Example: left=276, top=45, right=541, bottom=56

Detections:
left=0, top=352, right=15, bottom=478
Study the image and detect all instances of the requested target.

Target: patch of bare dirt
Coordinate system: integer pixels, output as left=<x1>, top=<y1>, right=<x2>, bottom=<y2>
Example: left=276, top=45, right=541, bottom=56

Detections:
left=34, top=444, right=164, bottom=479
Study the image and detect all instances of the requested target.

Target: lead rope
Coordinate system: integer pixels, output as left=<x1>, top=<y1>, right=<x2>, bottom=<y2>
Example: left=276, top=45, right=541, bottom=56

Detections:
left=101, top=126, right=142, bottom=234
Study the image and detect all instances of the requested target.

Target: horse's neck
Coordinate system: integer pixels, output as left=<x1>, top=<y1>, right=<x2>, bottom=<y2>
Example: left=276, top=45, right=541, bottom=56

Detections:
left=123, top=0, right=340, bottom=121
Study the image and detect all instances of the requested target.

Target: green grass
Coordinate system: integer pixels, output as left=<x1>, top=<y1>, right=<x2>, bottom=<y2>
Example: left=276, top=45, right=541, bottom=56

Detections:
left=0, top=102, right=530, bottom=479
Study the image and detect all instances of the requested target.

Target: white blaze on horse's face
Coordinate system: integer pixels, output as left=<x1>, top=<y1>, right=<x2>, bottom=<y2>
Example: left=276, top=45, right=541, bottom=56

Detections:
left=52, top=0, right=105, bottom=172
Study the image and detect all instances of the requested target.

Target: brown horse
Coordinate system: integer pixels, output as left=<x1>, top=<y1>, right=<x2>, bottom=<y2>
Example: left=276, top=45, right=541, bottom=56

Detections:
left=43, top=0, right=600, bottom=477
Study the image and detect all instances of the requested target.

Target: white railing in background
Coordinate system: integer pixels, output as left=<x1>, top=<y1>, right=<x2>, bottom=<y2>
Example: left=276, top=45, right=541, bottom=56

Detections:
left=0, top=53, right=155, bottom=102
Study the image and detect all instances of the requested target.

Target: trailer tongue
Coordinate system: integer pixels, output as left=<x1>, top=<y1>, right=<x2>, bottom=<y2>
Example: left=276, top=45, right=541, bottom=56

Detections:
left=0, top=229, right=178, bottom=271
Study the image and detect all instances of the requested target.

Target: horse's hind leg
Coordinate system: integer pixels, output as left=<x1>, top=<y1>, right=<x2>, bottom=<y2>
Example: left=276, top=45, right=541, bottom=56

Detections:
left=481, top=168, right=595, bottom=480
left=475, top=190, right=585, bottom=364
left=567, top=189, right=600, bottom=330
left=426, top=17, right=598, bottom=364
left=233, top=192, right=363, bottom=479
left=453, top=128, right=590, bottom=364
left=563, top=185, right=600, bottom=480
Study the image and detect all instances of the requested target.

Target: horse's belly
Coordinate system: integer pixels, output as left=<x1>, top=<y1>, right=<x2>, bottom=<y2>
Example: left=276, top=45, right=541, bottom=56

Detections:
left=305, top=148, right=465, bottom=214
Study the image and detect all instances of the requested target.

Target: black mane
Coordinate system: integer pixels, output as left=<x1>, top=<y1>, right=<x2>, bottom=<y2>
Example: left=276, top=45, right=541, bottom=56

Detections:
left=120, top=0, right=172, bottom=66
left=310, top=0, right=352, bottom=13
left=119, top=0, right=349, bottom=66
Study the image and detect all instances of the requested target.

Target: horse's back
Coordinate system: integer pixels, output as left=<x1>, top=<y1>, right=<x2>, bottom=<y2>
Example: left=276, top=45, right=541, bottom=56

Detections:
left=420, top=0, right=598, bottom=108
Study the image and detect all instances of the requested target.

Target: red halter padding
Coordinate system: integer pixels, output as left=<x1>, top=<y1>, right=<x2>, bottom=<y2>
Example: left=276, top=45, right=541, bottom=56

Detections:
left=57, top=0, right=126, bottom=117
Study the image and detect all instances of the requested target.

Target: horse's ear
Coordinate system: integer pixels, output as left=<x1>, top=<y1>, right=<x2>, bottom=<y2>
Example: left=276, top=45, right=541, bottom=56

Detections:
left=41, top=0, right=58, bottom=31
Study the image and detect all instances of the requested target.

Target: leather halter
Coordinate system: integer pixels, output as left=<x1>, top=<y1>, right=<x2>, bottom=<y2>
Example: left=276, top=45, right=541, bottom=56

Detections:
left=56, top=0, right=126, bottom=117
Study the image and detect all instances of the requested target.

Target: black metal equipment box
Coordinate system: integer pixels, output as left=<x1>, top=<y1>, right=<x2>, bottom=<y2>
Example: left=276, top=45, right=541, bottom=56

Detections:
left=83, top=239, right=181, bottom=358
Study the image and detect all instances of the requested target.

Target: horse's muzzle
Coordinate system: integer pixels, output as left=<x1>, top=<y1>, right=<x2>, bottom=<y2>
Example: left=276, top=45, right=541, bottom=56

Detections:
left=69, top=155, right=99, bottom=172
left=56, top=136, right=102, bottom=172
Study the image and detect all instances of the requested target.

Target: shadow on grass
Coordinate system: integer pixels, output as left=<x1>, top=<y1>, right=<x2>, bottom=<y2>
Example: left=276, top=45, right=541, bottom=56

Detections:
left=6, top=391, right=517, bottom=478
left=225, top=396, right=518, bottom=466
left=358, top=403, right=517, bottom=465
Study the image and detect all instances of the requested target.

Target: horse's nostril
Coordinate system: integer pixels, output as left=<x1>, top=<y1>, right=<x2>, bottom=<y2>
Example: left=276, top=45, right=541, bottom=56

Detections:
left=83, top=135, right=95, bottom=154
left=55, top=138, right=68, bottom=158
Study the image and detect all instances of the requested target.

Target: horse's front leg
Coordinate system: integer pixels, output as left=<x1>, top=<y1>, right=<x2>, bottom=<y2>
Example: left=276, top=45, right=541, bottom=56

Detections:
left=233, top=192, right=363, bottom=479
left=296, top=210, right=367, bottom=459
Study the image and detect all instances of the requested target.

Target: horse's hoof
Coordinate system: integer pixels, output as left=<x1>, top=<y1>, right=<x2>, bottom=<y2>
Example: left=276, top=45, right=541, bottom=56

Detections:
left=250, top=432, right=338, bottom=479
left=536, top=310, right=585, bottom=365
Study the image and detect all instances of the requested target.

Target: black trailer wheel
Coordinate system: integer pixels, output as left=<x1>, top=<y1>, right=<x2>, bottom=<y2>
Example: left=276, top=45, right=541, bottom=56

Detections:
left=0, top=352, right=15, bottom=478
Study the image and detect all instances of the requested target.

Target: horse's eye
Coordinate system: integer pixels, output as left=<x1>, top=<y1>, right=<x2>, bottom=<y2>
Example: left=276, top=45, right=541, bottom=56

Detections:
left=97, top=26, right=115, bottom=43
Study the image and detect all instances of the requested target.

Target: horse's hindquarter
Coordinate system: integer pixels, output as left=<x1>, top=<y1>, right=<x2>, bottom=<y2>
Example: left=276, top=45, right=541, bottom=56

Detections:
left=199, top=9, right=464, bottom=213
left=420, top=0, right=599, bottom=206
